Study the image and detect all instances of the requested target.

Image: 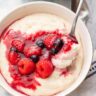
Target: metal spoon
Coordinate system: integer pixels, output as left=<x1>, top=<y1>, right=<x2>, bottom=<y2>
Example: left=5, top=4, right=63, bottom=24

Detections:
left=70, top=0, right=84, bottom=36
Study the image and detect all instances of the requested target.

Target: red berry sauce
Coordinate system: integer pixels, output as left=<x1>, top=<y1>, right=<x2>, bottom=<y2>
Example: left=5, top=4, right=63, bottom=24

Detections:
left=1, top=27, right=77, bottom=92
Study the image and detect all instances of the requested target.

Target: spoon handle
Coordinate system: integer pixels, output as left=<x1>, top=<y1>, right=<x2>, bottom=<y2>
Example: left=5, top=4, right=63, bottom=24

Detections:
left=70, top=0, right=84, bottom=35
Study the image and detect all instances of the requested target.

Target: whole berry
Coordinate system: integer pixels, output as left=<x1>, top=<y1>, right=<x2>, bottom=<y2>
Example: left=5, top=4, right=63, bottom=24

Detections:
left=24, top=45, right=42, bottom=57
left=18, top=58, right=35, bottom=75
left=50, top=48, right=58, bottom=55
left=63, top=44, right=71, bottom=52
left=36, top=59, right=54, bottom=79
left=11, top=39, right=25, bottom=52
left=36, top=39, right=45, bottom=48
left=8, top=51, right=20, bottom=64
left=44, top=34, right=57, bottom=49
left=10, top=47, right=17, bottom=52
left=30, top=55, right=39, bottom=63
left=54, top=38, right=63, bottom=48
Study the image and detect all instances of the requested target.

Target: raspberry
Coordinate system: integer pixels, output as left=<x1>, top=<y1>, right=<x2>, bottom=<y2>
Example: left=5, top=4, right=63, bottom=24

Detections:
left=36, top=59, right=54, bottom=79
left=63, top=44, right=71, bottom=52
left=24, top=45, right=42, bottom=57
left=11, top=39, right=25, bottom=52
left=8, top=51, right=20, bottom=64
left=18, top=58, right=35, bottom=75
left=44, top=34, right=57, bottom=49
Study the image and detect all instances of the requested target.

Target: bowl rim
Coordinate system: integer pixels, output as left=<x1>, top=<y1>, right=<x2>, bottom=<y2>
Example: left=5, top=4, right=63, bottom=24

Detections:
left=0, top=1, right=93, bottom=96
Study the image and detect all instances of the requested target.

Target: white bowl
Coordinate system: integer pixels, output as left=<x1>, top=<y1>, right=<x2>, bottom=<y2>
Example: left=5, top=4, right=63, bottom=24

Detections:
left=0, top=1, right=93, bottom=96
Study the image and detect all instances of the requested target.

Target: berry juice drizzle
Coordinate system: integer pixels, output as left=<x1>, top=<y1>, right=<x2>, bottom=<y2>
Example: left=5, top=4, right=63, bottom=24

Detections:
left=2, top=26, right=77, bottom=93
left=3, top=29, right=42, bottom=90
left=2, top=29, right=63, bottom=90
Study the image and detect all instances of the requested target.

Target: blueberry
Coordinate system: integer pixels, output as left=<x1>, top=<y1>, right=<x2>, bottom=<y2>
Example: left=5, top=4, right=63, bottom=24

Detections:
left=30, top=55, right=39, bottom=63
left=10, top=47, right=17, bottom=52
left=54, top=38, right=64, bottom=48
left=36, top=40, right=45, bottom=48
left=50, top=48, right=58, bottom=55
